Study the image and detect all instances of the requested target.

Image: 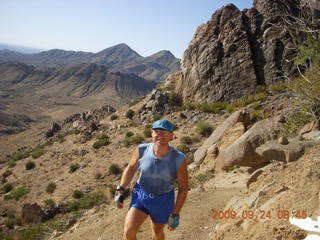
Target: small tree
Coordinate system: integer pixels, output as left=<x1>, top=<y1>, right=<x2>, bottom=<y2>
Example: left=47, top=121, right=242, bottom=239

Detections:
left=125, top=109, right=135, bottom=119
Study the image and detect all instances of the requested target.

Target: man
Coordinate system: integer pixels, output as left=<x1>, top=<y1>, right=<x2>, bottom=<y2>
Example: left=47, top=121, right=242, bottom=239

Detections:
left=115, top=119, right=189, bottom=240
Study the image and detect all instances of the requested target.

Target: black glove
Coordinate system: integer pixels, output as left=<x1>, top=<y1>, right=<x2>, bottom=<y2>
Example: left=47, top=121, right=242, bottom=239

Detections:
left=114, top=186, right=125, bottom=208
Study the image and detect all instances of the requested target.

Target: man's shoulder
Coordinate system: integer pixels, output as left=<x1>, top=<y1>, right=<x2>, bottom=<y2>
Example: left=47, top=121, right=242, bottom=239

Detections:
left=171, top=147, right=186, bottom=159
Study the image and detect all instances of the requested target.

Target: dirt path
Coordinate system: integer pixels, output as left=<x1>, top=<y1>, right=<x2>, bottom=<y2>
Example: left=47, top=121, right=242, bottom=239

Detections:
left=54, top=171, right=248, bottom=240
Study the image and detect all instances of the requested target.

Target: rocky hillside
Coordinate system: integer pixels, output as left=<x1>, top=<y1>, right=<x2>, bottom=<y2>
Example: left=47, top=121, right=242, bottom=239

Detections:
left=173, top=0, right=303, bottom=103
left=0, top=43, right=180, bottom=83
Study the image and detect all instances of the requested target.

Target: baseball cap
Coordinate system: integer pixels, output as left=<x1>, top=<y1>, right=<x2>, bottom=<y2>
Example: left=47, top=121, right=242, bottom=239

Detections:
left=152, top=119, right=174, bottom=132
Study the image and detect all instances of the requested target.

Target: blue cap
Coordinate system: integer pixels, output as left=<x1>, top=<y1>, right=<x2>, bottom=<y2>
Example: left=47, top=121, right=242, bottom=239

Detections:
left=152, top=119, right=174, bottom=132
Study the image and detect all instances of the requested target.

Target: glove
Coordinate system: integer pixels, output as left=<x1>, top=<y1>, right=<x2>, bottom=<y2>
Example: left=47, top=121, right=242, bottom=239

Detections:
left=114, top=192, right=124, bottom=208
left=168, top=214, right=180, bottom=229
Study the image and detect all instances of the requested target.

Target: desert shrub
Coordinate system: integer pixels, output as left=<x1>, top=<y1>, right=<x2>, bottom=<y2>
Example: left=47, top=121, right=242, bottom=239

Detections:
left=197, top=101, right=228, bottom=114
left=281, top=109, right=313, bottom=137
left=268, top=82, right=287, bottom=92
left=109, top=164, right=122, bottom=175
left=125, top=131, right=134, bottom=138
left=93, top=135, right=110, bottom=149
left=110, top=114, right=118, bottom=120
left=30, top=147, right=46, bottom=159
left=256, top=85, right=266, bottom=93
left=2, top=170, right=12, bottom=178
left=168, top=92, right=182, bottom=106
left=196, top=121, right=213, bottom=137
left=11, top=150, right=30, bottom=161
left=4, top=187, right=29, bottom=201
left=227, top=165, right=240, bottom=172
left=250, top=101, right=261, bottom=110
left=125, top=109, right=135, bottom=119
left=72, top=190, right=84, bottom=199
left=143, top=124, right=152, bottom=137
left=180, top=136, right=193, bottom=145
left=69, top=163, right=80, bottom=173
left=226, top=103, right=238, bottom=113
left=176, top=144, right=189, bottom=154
left=44, top=199, right=56, bottom=208
left=250, top=110, right=266, bottom=120
left=3, top=183, right=13, bottom=193
left=182, top=102, right=197, bottom=111
left=67, top=192, right=106, bottom=211
left=7, top=160, right=16, bottom=168
left=195, top=173, right=214, bottom=183
left=124, top=134, right=145, bottom=147
left=25, top=161, right=36, bottom=170
left=253, top=92, right=267, bottom=101
left=46, top=183, right=56, bottom=194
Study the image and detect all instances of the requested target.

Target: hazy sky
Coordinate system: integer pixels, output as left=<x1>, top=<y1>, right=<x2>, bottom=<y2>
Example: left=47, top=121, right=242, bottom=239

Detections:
left=1, top=0, right=253, bottom=58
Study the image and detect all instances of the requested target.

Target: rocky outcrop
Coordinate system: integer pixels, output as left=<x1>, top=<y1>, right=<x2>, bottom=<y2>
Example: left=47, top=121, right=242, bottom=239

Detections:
left=175, top=0, right=303, bottom=103
left=21, top=203, right=47, bottom=224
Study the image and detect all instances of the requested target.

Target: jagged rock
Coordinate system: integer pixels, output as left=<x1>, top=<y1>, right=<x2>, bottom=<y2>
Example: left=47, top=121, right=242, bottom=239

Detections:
left=215, top=118, right=282, bottom=171
left=302, top=130, right=320, bottom=140
left=247, top=169, right=263, bottom=188
left=299, top=120, right=320, bottom=136
left=194, top=110, right=250, bottom=167
left=21, top=203, right=47, bottom=224
left=138, top=89, right=171, bottom=121
left=46, top=122, right=61, bottom=138
left=175, top=1, right=303, bottom=103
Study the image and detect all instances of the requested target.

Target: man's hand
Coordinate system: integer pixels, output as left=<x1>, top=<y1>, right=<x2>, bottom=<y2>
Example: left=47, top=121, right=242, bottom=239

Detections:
left=167, top=214, right=180, bottom=231
left=114, top=192, right=124, bottom=208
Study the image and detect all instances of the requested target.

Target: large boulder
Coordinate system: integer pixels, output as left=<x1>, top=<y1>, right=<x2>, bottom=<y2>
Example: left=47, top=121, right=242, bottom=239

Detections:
left=215, top=117, right=282, bottom=171
left=193, top=110, right=250, bottom=168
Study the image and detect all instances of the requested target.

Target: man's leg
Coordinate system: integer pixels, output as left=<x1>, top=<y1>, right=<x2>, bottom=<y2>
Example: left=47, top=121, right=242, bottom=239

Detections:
left=150, top=219, right=166, bottom=240
left=123, top=207, right=148, bottom=240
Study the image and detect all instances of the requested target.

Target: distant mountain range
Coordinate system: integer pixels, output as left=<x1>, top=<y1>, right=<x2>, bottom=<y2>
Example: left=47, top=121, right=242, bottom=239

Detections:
left=0, top=43, right=180, bottom=82
left=0, top=43, right=44, bottom=54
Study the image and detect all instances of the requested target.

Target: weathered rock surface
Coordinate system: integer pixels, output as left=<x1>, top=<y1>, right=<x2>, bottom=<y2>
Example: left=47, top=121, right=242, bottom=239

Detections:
left=174, top=0, right=303, bottom=103
left=21, top=203, right=47, bottom=224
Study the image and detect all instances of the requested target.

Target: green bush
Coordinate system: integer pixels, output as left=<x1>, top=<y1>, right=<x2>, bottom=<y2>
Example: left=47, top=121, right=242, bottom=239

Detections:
left=30, top=147, right=46, bottom=159
left=69, top=163, right=80, bottom=173
left=110, top=114, right=118, bottom=120
left=3, top=183, right=13, bottom=193
left=250, top=101, right=261, bottom=110
left=125, top=109, right=135, bottom=119
left=25, top=161, right=36, bottom=170
left=44, top=199, right=56, bottom=208
left=124, top=134, right=145, bottom=147
left=168, top=92, right=182, bottom=107
left=251, top=110, right=266, bottom=120
left=7, top=160, right=16, bottom=168
left=125, top=131, right=134, bottom=138
left=46, top=183, right=56, bottom=194
left=176, top=144, right=189, bottom=154
left=72, top=190, right=84, bottom=199
left=197, top=101, right=228, bottom=114
left=109, top=164, right=122, bottom=175
left=180, top=136, right=193, bottom=145
left=143, top=124, right=152, bottom=137
left=256, top=85, right=266, bottom=93
left=92, top=134, right=111, bottom=149
left=182, top=102, right=197, bottom=111
left=4, top=187, right=29, bottom=201
left=253, top=92, right=267, bottom=101
left=268, top=82, right=287, bottom=92
left=226, top=103, right=239, bottom=113
left=195, top=173, right=214, bottom=183
left=282, top=109, right=313, bottom=137
left=2, top=170, right=12, bottom=178
left=11, top=150, right=30, bottom=161
left=196, top=121, right=213, bottom=137
left=67, top=192, right=106, bottom=211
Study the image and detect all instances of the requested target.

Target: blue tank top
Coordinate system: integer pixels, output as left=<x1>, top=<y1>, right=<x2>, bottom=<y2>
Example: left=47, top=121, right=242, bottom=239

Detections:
left=137, top=143, right=186, bottom=195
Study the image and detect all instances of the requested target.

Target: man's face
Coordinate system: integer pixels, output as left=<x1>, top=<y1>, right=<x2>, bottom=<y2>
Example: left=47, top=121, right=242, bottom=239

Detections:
left=151, top=129, right=173, bottom=145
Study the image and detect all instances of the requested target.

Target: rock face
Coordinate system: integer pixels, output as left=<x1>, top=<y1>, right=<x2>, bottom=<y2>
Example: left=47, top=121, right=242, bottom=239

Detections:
left=174, top=0, right=302, bottom=103
left=21, top=203, right=47, bottom=224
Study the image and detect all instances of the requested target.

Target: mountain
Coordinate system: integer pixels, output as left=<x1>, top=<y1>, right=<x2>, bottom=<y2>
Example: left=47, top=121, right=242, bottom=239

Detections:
left=172, top=0, right=303, bottom=103
left=0, top=62, right=156, bottom=136
left=0, top=43, right=44, bottom=54
left=0, top=43, right=180, bottom=82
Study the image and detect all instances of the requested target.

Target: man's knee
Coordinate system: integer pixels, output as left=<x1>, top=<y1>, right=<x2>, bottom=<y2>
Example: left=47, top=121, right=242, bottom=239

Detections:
left=123, top=226, right=137, bottom=240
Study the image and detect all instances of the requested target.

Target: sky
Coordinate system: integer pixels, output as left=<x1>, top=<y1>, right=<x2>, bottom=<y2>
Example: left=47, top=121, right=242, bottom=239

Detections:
left=1, top=0, right=253, bottom=58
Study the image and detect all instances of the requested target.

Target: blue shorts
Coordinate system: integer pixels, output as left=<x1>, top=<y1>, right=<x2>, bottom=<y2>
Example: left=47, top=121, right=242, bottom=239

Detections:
left=130, top=183, right=174, bottom=224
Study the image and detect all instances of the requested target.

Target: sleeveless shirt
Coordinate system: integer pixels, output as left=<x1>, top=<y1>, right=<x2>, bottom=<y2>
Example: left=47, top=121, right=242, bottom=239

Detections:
left=137, top=143, right=186, bottom=195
